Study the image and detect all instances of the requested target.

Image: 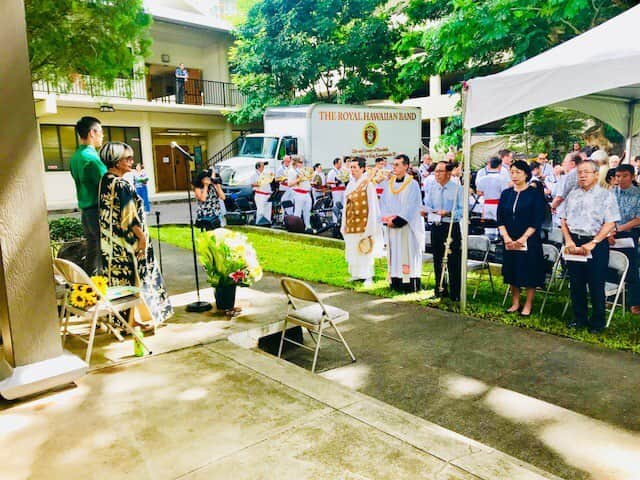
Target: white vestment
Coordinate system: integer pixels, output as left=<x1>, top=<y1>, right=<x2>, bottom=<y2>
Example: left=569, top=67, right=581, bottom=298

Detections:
left=340, top=174, right=383, bottom=280
left=380, top=177, right=425, bottom=282
left=475, top=171, right=509, bottom=220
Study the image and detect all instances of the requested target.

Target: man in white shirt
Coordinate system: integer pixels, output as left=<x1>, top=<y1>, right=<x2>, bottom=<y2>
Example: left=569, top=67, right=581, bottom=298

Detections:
left=326, top=157, right=346, bottom=221
left=250, top=161, right=272, bottom=224
left=475, top=156, right=509, bottom=221
left=418, top=153, right=432, bottom=188
left=287, top=156, right=312, bottom=231
left=276, top=155, right=293, bottom=215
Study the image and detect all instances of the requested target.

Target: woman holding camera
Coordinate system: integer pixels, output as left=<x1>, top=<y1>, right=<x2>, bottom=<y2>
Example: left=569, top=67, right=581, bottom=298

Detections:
left=193, top=169, right=226, bottom=229
left=497, top=160, right=547, bottom=316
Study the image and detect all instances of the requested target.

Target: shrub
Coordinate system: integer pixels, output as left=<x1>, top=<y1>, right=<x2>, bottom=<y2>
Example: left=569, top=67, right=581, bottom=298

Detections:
left=49, top=217, right=83, bottom=242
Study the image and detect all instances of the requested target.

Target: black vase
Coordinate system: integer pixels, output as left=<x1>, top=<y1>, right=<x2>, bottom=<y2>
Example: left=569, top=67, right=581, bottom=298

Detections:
left=214, top=284, right=237, bottom=310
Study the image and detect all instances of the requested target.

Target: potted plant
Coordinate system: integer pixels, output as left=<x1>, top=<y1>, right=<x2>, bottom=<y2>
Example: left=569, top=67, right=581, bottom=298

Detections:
left=197, top=228, right=263, bottom=311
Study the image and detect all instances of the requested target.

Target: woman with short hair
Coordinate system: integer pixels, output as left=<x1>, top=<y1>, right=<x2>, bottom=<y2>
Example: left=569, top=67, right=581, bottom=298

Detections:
left=497, top=160, right=547, bottom=316
left=99, top=142, right=172, bottom=328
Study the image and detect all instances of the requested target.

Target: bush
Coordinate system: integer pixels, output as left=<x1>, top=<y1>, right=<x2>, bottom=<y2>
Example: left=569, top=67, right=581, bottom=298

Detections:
left=49, top=217, right=83, bottom=242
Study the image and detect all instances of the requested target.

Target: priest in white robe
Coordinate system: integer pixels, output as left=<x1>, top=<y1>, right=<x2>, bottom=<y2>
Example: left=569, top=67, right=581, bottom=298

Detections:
left=380, top=154, right=425, bottom=292
left=340, top=157, right=383, bottom=286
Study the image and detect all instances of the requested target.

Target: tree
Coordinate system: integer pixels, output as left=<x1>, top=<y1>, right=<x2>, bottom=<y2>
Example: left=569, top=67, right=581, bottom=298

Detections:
left=228, top=0, right=402, bottom=124
left=395, top=0, right=638, bottom=149
left=25, top=0, right=152, bottom=84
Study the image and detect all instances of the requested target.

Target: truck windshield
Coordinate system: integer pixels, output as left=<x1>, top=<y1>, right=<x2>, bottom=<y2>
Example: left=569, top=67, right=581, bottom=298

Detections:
left=238, top=137, right=278, bottom=158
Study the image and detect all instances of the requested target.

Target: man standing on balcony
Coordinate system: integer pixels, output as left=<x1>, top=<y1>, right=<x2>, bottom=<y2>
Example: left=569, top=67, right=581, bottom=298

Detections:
left=69, top=116, right=105, bottom=275
left=175, top=63, right=188, bottom=104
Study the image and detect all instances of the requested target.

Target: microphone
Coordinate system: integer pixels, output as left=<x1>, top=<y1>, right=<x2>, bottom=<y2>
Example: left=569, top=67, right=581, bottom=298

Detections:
left=170, top=141, right=194, bottom=160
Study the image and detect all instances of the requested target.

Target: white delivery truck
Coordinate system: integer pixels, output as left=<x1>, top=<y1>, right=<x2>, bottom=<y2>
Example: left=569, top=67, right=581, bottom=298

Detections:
left=215, top=103, right=421, bottom=188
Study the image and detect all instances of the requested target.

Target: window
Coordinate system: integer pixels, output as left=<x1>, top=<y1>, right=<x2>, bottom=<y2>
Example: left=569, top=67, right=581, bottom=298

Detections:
left=41, top=124, right=142, bottom=171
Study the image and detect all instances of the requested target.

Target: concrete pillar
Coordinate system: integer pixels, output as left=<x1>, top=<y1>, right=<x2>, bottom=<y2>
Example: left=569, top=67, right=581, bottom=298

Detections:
left=0, top=0, right=86, bottom=399
left=140, top=113, right=156, bottom=196
left=429, top=75, right=443, bottom=151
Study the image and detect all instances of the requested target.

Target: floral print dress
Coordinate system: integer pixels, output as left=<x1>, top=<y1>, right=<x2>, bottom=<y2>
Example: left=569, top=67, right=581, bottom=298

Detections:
left=99, top=173, right=173, bottom=325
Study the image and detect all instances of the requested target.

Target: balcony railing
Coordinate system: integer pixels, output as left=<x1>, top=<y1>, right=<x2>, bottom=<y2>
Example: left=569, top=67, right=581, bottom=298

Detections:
left=33, top=75, right=245, bottom=107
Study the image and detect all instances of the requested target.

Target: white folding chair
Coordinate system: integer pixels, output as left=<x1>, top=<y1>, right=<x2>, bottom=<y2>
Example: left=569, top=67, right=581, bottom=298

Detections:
left=278, top=277, right=355, bottom=373
left=423, top=230, right=434, bottom=282
left=561, top=250, right=629, bottom=327
left=605, top=250, right=629, bottom=327
left=467, top=235, right=494, bottom=299
left=54, top=258, right=152, bottom=364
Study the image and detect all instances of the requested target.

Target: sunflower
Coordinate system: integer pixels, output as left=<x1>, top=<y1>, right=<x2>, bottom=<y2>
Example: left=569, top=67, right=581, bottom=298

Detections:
left=69, top=289, right=87, bottom=309
left=91, top=276, right=108, bottom=295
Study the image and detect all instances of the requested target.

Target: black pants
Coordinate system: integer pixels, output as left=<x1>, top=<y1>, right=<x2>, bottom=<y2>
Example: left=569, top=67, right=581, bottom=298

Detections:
left=81, top=206, right=101, bottom=275
left=566, top=234, right=609, bottom=330
left=431, top=222, right=462, bottom=300
left=613, top=231, right=640, bottom=307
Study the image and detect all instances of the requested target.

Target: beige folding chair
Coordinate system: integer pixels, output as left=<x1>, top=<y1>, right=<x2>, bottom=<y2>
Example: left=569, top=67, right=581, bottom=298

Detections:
left=467, top=235, right=494, bottom=299
left=279, top=277, right=355, bottom=373
left=54, top=258, right=152, bottom=364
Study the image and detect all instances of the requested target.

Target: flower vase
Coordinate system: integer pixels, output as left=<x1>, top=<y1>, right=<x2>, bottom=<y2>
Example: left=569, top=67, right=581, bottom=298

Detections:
left=214, top=284, right=237, bottom=311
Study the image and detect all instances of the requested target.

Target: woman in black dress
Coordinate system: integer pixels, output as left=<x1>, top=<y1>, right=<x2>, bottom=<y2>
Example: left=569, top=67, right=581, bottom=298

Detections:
left=497, top=160, right=547, bottom=316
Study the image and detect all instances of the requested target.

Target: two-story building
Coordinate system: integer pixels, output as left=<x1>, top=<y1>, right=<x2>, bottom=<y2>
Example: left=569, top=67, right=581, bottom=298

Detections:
left=35, top=1, right=242, bottom=210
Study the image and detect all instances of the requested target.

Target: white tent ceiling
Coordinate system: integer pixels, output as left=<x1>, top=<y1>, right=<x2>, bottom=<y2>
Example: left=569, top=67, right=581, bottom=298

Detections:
left=463, top=5, right=640, bottom=140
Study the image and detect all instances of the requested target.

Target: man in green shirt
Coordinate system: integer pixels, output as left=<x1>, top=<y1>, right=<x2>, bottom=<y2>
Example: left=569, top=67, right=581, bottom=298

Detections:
left=69, top=116, right=105, bottom=274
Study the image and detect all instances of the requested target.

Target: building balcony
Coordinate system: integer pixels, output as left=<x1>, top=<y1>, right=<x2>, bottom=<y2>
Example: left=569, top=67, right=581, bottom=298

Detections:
left=32, top=74, right=245, bottom=109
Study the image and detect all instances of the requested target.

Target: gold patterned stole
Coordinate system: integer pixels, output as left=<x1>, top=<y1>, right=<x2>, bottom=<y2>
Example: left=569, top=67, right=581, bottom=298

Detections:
left=344, top=179, right=369, bottom=234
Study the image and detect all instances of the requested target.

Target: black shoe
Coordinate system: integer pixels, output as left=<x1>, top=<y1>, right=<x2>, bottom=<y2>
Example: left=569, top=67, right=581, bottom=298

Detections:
left=567, top=321, right=585, bottom=329
left=519, top=311, right=531, bottom=317
left=505, top=307, right=520, bottom=314
left=588, top=326, right=605, bottom=334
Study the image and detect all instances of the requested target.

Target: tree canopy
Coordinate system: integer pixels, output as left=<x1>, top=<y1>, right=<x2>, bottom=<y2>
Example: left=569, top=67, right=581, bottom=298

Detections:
left=395, top=0, right=639, bottom=148
left=25, top=0, right=152, bottom=84
left=228, top=0, right=401, bottom=124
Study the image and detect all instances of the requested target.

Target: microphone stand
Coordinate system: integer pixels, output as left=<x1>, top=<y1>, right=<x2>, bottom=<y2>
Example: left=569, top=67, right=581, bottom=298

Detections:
left=171, top=142, right=212, bottom=313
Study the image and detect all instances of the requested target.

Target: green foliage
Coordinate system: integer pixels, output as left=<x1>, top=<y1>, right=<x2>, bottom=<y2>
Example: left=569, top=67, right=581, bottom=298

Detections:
left=499, top=108, right=588, bottom=154
left=152, top=226, right=640, bottom=353
left=49, top=217, right=84, bottom=242
left=25, top=0, right=152, bottom=84
left=227, top=0, right=403, bottom=124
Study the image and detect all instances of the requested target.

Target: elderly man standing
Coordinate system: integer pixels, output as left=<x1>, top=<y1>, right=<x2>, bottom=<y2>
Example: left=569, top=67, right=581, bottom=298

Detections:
left=611, top=164, right=640, bottom=314
left=424, top=161, right=464, bottom=301
left=380, top=154, right=424, bottom=292
left=561, top=160, right=620, bottom=333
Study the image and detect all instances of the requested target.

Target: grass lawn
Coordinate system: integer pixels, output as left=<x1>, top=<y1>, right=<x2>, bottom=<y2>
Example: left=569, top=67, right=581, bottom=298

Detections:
left=152, top=225, right=640, bottom=354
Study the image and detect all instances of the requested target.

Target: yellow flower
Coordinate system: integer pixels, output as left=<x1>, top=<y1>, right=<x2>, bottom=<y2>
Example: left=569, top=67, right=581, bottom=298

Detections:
left=69, top=289, right=87, bottom=309
left=91, top=276, right=108, bottom=295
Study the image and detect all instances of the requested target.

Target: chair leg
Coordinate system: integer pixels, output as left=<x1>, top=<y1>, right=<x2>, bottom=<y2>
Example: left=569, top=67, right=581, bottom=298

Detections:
left=85, top=310, right=100, bottom=364
left=114, top=309, right=153, bottom=355
left=330, top=320, right=356, bottom=362
left=311, top=322, right=324, bottom=374
left=277, top=319, right=288, bottom=359
left=607, top=287, right=623, bottom=328
left=487, top=265, right=495, bottom=293
left=62, top=309, right=71, bottom=346
left=562, top=299, right=570, bottom=318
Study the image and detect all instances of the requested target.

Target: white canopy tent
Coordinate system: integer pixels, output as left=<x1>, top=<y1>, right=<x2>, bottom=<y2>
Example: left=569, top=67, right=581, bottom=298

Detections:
left=458, top=5, right=640, bottom=310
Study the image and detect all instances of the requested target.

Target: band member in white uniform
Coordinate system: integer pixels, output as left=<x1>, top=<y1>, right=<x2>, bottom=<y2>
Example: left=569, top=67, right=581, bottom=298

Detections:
left=475, top=156, right=509, bottom=221
left=249, top=161, right=272, bottom=223
left=287, top=156, right=312, bottom=231
left=418, top=153, right=433, bottom=188
left=311, top=162, right=326, bottom=204
left=380, top=154, right=425, bottom=292
left=341, top=157, right=383, bottom=286
left=276, top=155, right=293, bottom=215
left=327, top=157, right=346, bottom=220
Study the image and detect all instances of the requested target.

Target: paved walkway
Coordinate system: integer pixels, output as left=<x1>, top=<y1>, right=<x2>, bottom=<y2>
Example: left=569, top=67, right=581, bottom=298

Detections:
left=30, top=238, right=640, bottom=479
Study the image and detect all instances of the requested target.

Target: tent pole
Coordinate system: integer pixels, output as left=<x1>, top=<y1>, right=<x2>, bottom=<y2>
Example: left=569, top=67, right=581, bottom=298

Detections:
left=460, top=89, right=471, bottom=312
left=625, top=101, right=636, bottom=162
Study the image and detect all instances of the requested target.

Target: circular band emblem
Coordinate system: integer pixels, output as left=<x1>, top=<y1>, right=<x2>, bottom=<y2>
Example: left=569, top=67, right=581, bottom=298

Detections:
left=363, top=122, right=378, bottom=148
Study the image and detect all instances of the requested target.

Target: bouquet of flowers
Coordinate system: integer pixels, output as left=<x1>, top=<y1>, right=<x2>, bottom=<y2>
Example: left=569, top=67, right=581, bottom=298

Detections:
left=197, top=228, right=263, bottom=287
left=68, top=276, right=108, bottom=309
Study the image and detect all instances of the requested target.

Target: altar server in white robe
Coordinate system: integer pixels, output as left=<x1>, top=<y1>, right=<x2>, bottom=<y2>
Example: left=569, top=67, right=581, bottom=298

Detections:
left=380, top=154, right=425, bottom=292
left=340, top=157, right=383, bottom=286
left=287, top=156, right=312, bottom=231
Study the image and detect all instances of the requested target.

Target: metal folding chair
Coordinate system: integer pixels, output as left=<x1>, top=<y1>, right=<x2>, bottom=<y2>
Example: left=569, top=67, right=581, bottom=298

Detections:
left=561, top=249, right=629, bottom=327
left=278, top=277, right=355, bottom=373
left=467, top=235, right=494, bottom=299
left=54, top=258, right=152, bottom=364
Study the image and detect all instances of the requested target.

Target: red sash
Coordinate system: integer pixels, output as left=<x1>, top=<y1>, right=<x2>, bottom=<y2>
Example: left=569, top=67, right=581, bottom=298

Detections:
left=484, top=199, right=499, bottom=205
left=293, top=188, right=310, bottom=194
